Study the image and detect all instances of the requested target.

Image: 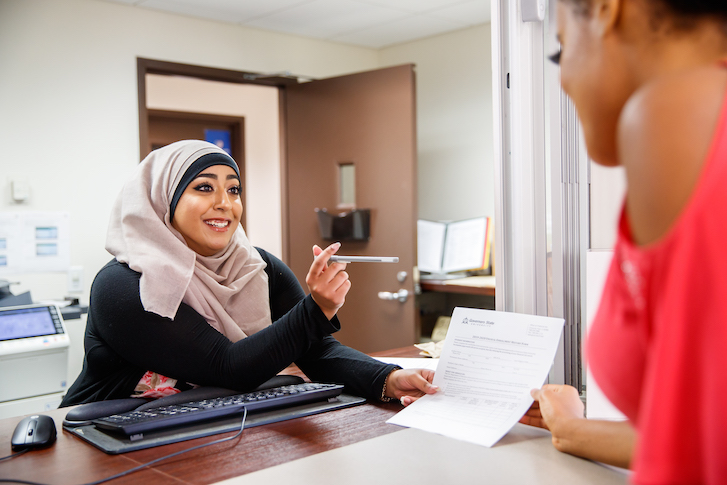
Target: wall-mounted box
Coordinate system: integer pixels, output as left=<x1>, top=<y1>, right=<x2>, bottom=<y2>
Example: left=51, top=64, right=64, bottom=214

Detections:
left=315, top=208, right=370, bottom=242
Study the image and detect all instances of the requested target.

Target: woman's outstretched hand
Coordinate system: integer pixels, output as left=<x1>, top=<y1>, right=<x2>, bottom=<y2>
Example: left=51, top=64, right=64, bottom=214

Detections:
left=520, top=384, right=585, bottom=452
left=306, top=242, right=351, bottom=320
left=520, top=384, right=635, bottom=467
left=520, top=384, right=584, bottom=431
left=385, top=369, right=438, bottom=406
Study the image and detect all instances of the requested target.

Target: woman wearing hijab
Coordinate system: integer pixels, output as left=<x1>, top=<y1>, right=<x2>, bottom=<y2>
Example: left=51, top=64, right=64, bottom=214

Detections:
left=61, top=140, right=436, bottom=406
left=518, top=0, right=727, bottom=482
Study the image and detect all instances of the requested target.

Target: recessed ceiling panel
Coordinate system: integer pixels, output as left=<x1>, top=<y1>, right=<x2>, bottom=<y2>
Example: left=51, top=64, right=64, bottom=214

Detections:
left=360, top=0, right=475, bottom=14
left=98, top=0, right=490, bottom=48
left=332, top=13, right=466, bottom=49
left=138, top=0, right=310, bottom=24
left=429, top=0, right=491, bottom=24
left=243, top=0, right=410, bottom=39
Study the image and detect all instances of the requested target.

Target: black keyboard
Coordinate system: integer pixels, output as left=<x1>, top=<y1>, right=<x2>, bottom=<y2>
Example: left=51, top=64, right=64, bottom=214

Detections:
left=92, top=383, right=344, bottom=436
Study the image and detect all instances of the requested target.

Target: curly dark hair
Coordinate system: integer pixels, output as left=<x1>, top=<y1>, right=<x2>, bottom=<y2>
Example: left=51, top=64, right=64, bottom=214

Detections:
left=560, top=0, right=727, bottom=32
left=562, top=0, right=727, bottom=14
left=658, top=1, right=727, bottom=17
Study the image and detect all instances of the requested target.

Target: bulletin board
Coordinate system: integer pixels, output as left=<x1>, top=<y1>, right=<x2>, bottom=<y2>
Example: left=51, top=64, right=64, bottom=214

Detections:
left=0, top=211, right=70, bottom=275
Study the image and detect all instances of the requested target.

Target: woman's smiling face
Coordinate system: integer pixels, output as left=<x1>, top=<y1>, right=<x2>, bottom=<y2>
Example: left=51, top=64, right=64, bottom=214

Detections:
left=171, top=164, right=242, bottom=256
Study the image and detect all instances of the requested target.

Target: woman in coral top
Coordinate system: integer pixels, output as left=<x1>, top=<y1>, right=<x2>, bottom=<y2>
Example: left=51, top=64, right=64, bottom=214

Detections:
left=520, top=0, right=727, bottom=483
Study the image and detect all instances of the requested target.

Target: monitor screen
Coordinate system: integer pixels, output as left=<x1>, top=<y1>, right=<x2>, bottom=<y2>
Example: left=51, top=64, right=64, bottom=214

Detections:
left=0, top=306, right=63, bottom=341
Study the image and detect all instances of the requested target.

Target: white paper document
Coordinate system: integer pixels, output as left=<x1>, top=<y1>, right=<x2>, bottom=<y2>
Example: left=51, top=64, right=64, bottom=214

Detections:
left=417, top=217, right=491, bottom=274
left=440, top=217, right=489, bottom=273
left=416, top=220, right=446, bottom=273
left=387, top=307, right=564, bottom=447
left=373, top=357, right=439, bottom=371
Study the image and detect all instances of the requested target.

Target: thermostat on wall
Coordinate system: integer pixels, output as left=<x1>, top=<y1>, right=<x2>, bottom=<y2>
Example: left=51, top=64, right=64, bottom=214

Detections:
left=11, top=180, right=30, bottom=202
left=522, top=0, right=546, bottom=22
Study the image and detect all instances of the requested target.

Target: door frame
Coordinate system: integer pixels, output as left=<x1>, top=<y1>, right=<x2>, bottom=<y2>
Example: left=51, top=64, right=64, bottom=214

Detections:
left=137, top=58, right=294, bottom=261
left=492, top=0, right=590, bottom=388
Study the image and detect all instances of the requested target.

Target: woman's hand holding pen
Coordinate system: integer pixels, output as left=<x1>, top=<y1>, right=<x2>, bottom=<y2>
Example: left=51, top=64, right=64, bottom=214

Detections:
left=306, top=242, right=351, bottom=320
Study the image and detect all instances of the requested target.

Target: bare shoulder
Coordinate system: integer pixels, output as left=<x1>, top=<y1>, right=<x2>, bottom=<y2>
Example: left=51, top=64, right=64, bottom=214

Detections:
left=617, top=65, right=727, bottom=245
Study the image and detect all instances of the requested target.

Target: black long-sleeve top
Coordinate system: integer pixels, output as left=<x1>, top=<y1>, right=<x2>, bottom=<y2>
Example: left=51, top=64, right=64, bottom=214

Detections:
left=61, top=248, right=397, bottom=406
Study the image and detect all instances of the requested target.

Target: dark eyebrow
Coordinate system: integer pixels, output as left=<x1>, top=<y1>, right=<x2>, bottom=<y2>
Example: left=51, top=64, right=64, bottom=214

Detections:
left=196, top=173, right=240, bottom=182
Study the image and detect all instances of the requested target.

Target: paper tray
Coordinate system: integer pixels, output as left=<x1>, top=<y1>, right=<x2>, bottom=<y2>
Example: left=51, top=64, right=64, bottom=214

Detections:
left=63, top=394, right=365, bottom=454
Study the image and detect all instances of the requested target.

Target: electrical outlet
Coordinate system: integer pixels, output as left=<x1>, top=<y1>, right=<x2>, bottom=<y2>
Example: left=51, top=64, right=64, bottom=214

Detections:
left=68, top=266, right=84, bottom=293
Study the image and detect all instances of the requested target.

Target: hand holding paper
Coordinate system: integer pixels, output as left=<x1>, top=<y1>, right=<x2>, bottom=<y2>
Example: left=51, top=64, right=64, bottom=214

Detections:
left=387, top=307, right=564, bottom=447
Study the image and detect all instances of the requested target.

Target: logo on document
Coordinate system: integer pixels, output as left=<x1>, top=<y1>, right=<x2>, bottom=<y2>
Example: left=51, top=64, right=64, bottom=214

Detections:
left=462, top=317, right=495, bottom=327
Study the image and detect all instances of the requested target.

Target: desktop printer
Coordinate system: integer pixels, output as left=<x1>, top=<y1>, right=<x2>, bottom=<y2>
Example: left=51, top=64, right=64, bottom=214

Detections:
left=0, top=304, right=69, bottom=418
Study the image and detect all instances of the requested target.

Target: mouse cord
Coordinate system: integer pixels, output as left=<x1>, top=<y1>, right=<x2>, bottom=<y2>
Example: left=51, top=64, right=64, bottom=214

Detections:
left=0, top=407, right=247, bottom=485
left=0, top=449, right=28, bottom=462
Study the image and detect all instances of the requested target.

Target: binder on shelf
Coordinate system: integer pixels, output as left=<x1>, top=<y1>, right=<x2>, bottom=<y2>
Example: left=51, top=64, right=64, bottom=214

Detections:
left=417, top=216, right=492, bottom=276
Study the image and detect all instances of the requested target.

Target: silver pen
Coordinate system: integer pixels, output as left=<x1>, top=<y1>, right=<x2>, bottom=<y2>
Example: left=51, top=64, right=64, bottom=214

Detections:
left=329, top=256, right=399, bottom=263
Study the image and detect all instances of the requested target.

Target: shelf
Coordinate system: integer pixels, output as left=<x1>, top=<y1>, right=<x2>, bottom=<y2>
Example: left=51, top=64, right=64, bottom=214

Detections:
left=419, top=275, right=495, bottom=297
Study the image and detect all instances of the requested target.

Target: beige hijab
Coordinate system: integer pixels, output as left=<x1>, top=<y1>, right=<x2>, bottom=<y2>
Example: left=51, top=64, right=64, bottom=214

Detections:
left=106, top=140, right=272, bottom=342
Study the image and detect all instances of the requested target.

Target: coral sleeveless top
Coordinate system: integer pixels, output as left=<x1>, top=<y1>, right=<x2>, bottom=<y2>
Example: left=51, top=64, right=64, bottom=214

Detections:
left=587, top=71, right=727, bottom=484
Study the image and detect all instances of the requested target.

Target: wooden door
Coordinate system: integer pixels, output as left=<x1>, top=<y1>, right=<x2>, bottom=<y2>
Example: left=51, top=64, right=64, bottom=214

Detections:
left=285, top=65, right=417, bottom=353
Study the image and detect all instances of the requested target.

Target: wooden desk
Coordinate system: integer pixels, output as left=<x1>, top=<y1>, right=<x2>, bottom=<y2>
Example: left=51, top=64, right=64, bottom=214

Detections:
left=0, top=346, right=626, bottom=485
left=0, top=347, right=414, bottom=485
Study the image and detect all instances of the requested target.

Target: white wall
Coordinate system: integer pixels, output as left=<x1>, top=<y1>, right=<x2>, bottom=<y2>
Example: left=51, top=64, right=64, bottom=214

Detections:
left=380, top=24, right=494, bottom=222
left=0, top=0, right=493, bottom=300
left=590, top=162, right=626, bottom=250
left=146, top=75, right=283, bottom=257
left=0, top=0, right=379, bottom=303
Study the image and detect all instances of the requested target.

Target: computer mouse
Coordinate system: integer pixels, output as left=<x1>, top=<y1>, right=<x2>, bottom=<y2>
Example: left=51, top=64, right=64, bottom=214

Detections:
left=11, top=414, right=57, bottom=451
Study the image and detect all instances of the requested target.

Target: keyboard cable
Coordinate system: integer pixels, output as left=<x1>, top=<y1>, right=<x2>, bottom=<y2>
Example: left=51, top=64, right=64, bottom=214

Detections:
left=0, top=407, right=248, bottom=485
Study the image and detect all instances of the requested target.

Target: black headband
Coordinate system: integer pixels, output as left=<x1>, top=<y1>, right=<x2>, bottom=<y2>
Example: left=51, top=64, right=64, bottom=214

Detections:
left=170, top=152, right=240, bottom=221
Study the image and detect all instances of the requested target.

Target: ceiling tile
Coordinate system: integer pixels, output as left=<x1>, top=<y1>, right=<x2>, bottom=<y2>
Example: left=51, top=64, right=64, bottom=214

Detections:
left=242, top=0, right=409, bottom=39
left=138, top=0, right=313, bottom=24
left=96, top=0, right=490, bottom=48
left=428, top=0, right=490, bottom=25
left=332, top=13, right=467, bottom=48
left=356, top=0, right=474, bottom=14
